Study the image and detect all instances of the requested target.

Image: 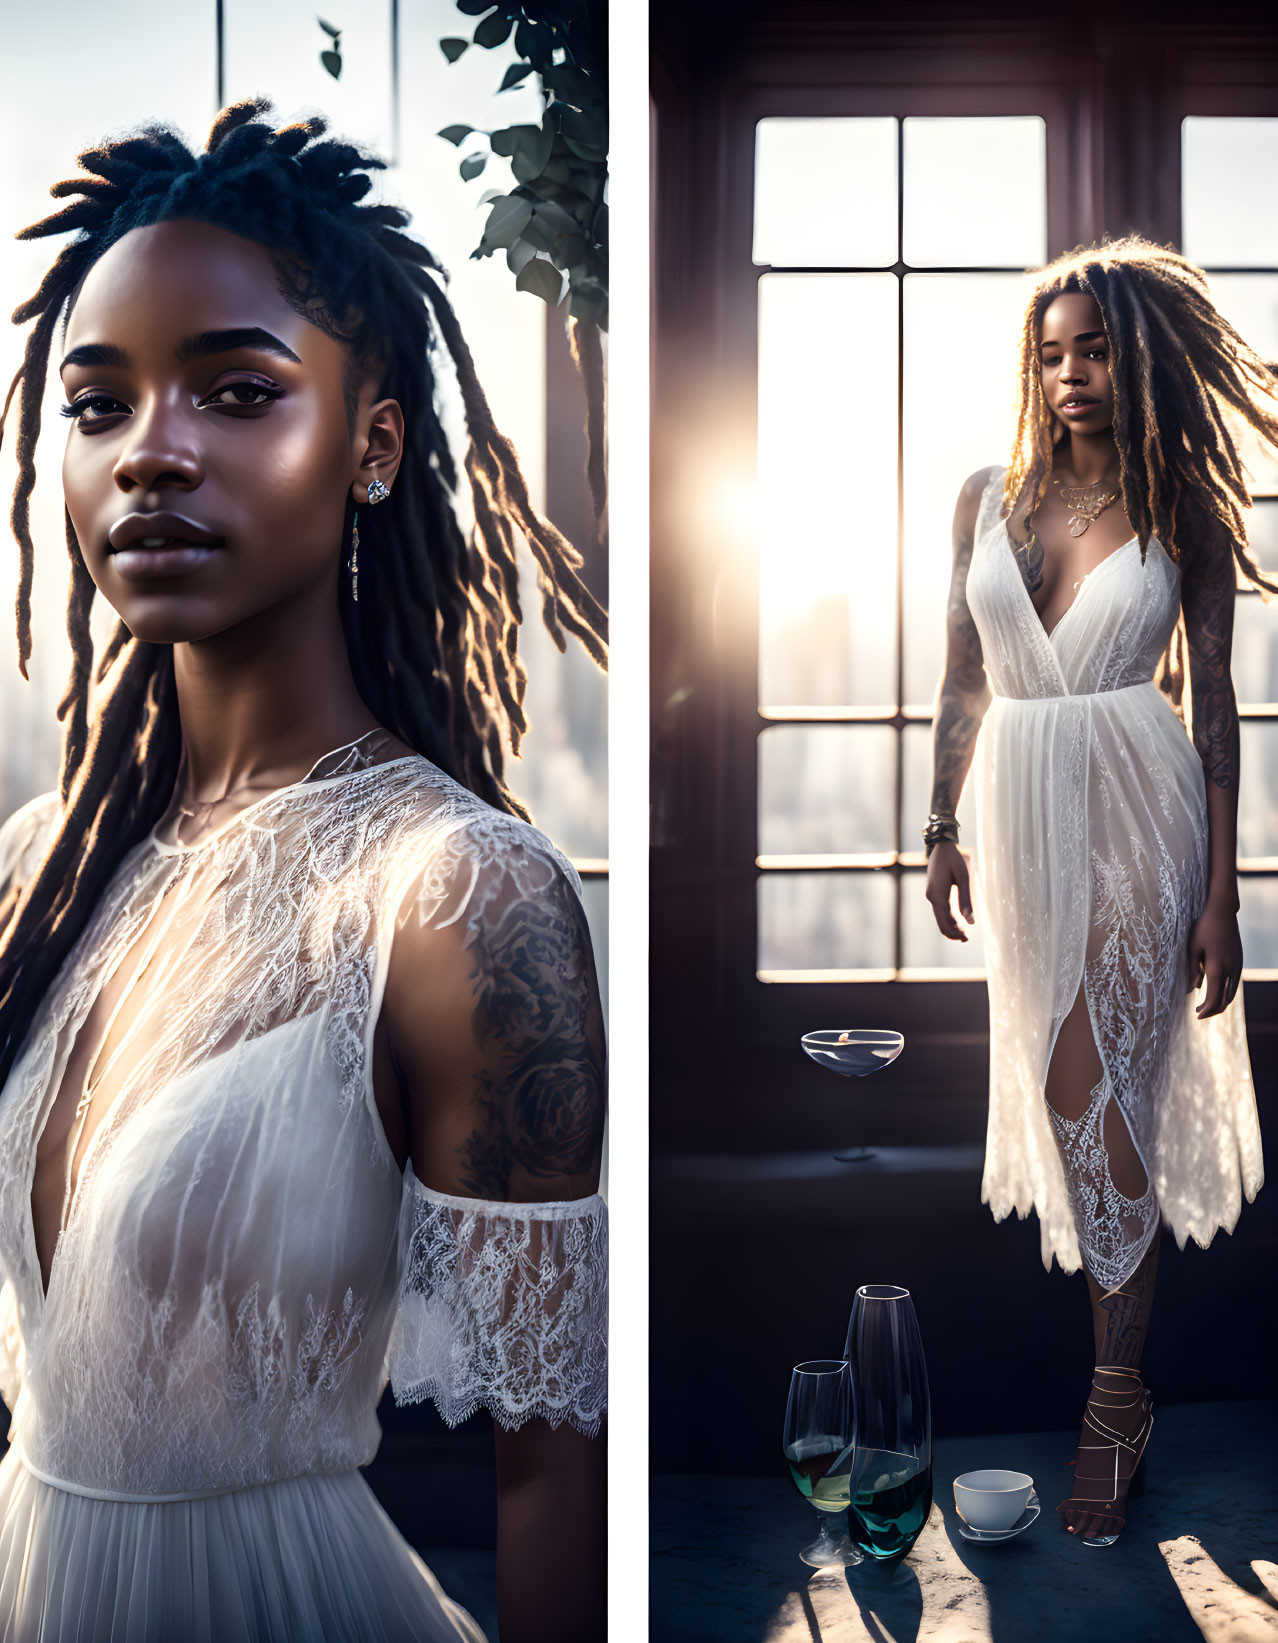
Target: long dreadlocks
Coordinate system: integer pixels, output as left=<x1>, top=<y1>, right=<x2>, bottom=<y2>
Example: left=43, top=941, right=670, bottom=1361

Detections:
left=0, top=98, right=608, bottom=1088
left=1004, top=235, right=1278, bottom=710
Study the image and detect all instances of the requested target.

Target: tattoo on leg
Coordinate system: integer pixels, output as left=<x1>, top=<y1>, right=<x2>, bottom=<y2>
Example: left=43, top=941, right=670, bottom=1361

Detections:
left=456, top=873, right=605, bottom=1198
left=1088, top=1234, right=1160, bottom=1367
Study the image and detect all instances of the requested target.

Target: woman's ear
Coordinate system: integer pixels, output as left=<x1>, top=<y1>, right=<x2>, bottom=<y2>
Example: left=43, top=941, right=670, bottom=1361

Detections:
left=353, top=397, right=406, bottom=503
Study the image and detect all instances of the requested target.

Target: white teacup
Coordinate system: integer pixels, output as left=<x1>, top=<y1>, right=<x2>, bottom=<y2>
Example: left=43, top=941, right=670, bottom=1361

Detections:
left=953, top=1470, right=1034, bottom=1532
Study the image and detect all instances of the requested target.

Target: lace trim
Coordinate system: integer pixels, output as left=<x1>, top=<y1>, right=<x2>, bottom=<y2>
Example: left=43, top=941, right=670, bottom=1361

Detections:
left=387, top=1173, right=607, bottom=1436
left=1047, top=1076, right=1159, bottom=1292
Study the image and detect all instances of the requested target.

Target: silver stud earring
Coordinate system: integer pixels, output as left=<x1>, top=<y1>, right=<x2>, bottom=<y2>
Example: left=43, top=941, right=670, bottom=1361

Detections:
left=367, top=477, right=391, bottom=505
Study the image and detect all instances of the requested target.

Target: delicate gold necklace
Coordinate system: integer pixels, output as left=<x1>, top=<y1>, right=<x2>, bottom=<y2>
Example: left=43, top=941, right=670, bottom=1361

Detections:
left=1053, top=470, right=1121, bottom=537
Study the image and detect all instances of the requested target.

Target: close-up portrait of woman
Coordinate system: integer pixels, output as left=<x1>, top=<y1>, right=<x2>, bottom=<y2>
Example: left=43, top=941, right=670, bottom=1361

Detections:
left=0, top=5, right=609, bottom=1642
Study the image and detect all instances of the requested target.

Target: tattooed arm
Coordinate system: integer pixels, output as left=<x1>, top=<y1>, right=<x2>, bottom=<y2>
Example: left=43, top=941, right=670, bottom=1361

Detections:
left=925, top=469, right=995, bottom=941
left=1181, top=522, right=1244, bottom=1019
left=380, top=830, right=606, bottom=1643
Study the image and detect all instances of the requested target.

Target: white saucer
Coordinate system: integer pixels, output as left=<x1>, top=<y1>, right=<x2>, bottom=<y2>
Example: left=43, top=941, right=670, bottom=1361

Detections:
left=955, top=1490, right=1040, bottom=1543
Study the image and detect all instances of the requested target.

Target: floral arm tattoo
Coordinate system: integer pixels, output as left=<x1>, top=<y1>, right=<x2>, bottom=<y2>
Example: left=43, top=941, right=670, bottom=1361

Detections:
left=931, top=476, right=993, bottom=818
left=1182, top=540, right=1240, bottom=791
left=457, top=867, right=606, bottom=1199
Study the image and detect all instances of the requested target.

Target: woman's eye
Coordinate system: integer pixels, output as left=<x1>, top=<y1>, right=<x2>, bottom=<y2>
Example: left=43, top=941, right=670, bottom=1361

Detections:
left=201, top=381, right=284, bottom=409
left=59, top=381, right=284, bottom=426
left=59, top=394, right=124, bottom=423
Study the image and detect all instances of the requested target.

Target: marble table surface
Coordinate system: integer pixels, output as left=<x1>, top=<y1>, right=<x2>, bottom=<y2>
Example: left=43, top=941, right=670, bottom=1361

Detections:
left=651, top=1402, right=1278, bottom=1643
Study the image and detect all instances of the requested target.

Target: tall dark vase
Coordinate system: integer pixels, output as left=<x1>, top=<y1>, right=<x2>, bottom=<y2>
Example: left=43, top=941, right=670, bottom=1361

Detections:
left=842, top=1283, right=933, bottom=1562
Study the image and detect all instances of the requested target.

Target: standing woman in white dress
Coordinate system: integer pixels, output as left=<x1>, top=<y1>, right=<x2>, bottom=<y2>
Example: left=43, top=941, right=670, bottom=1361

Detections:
left=925, top=238, right=1272, bottom=1548
left=0, top=100, right=607, bottom=1641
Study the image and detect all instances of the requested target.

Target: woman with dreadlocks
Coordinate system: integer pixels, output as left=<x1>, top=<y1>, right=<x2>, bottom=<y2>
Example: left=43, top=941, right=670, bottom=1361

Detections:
left=0, top=99, right=607, bottom=1642
left=925, top=238, right=1268, bottom=1550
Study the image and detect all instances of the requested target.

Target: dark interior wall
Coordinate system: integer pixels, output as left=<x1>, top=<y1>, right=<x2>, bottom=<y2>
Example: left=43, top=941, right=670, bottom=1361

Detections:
left=650, top=0, right=1278, bottom=1475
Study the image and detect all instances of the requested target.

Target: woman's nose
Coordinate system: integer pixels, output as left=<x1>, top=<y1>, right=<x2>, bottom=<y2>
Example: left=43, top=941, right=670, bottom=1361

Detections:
left=111, top=397, right=202, bottom=493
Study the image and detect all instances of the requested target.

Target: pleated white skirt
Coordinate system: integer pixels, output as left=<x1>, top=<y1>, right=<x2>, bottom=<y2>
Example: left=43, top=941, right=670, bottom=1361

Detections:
left=0, top=1447, right=487, bottom=1642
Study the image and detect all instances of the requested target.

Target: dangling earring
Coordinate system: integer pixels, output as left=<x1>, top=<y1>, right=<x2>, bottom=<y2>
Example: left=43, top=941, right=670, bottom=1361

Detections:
left=349, top=478, right=389, bottom=603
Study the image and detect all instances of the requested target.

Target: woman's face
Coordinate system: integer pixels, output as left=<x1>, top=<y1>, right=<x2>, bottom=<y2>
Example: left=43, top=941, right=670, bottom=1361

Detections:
left=1037, top=290, right=1115, bottom=436
left=60, top=217, right=402, bottom=645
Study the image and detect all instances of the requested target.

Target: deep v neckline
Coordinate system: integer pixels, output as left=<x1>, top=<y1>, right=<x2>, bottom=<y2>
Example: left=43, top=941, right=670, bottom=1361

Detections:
left=1003, top=523, right=1138, bottom=643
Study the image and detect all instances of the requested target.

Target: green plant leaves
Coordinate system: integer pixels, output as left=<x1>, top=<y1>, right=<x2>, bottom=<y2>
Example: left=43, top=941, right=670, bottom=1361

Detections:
left=435, top=0, right=608, bottom=330
left=568, top=279, right=607, bottom=330
left=318, top=17, right=341, bottom=39
left=473, top=11, right=513, bottom=48
left=506, top=238, right=539, bottom=274
left=480, top=195, right=534, bottom=251
left=514, top=17, right=553, bottom=72
left=516, top=256, right=566, bottom=307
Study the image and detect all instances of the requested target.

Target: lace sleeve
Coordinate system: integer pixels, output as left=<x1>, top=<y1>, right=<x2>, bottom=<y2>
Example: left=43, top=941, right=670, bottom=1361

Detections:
left=386, top=1171, right=607, bottom=1435
left=380, top=808, right=607, bottom=1433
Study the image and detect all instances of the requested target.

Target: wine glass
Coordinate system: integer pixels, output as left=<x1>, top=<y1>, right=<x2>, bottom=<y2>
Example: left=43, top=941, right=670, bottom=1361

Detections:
left=842, top=1285, right=933, bottom=1562
left=800, top=1029, right=904, bottom=1161
left=782, top=1359, right=864, bottom=1567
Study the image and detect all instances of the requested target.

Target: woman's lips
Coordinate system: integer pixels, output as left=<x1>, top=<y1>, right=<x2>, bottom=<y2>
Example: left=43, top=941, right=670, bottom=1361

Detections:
left=110, top=543, right=223, bottom=581
left=1059, top=398, right=1100, bottom=415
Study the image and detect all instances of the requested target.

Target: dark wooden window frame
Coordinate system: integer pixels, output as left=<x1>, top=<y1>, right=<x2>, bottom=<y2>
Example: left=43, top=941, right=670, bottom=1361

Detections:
left=651, top=15, right=1278, bottom=1154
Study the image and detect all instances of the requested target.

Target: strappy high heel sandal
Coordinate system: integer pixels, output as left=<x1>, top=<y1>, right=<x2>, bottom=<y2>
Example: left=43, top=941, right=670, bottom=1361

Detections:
left=1056, top=1364, right=1153, bottom=1547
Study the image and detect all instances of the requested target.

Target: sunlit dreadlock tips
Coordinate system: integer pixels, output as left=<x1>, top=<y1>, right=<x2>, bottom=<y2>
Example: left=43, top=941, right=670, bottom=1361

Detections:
left=366, top=478, right=390, bottom=505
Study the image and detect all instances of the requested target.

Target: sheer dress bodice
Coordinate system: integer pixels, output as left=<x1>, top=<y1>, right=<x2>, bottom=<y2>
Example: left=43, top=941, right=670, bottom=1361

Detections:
left=0, top=734, right=606, bottom=1515
left=965, top=474, right=1182, bottom=700
left=962, top=468, right=1261, bottom=1290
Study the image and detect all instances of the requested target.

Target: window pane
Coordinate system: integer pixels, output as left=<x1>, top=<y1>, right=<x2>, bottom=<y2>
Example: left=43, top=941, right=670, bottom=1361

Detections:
left=225, top=0, right=395, bottom=160
left=901, top=273, right=1036, bottom=707
left=1182, top=118, right=1278, bottom=268
left=900, top=869, right=986, bottom=970
left=759, top=726, right=896, bottom=855
left=754, top=118, right=898, bottom=268
left=900, top=724, right=977, bottom=852
left=1203, top=275, right=1278, bottom=495
left=757, top=872, right=894, bottom=972
left=903, top=117, right=1046, bottom=268
left=1244, top=499, right=1278, bottom=574
left=758, top=274, right=898, bottom=707
left=1235, top=591, right=1278, bottom=705
left=1240, top=877, right=1278, bottom=969
left=1239, top=724, right=1278, bottom=859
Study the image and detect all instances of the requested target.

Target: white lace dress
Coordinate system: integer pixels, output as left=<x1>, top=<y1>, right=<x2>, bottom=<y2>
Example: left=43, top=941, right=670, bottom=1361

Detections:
left=963, top=466, right=1263, bottom=1293
left=0, top=735, right=606, bottom=1642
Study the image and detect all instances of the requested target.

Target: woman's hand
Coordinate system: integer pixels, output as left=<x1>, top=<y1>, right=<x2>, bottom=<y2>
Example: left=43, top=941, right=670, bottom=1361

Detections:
left=1187, top=898, right=1243, bottom=1018
left=925, top=842, right=975, bottom=942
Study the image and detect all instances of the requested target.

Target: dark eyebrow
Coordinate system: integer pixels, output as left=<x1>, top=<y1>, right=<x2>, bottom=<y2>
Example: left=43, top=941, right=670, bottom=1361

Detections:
left=1039, top=330, right=1106, bottom=351
left=59, top=326, right=302, bottom=376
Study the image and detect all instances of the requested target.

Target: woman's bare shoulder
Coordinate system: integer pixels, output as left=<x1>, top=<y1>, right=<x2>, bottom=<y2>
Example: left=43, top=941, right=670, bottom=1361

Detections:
left=0, top=790, right=60, bottom=891
left=961, top=464, right=1005, bottom=502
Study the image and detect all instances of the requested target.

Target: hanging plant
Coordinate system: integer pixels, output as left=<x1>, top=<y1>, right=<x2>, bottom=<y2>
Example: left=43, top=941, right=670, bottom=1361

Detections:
left=438, top=2, right=608, bottom=528
left=437, top=2, right=607, bottom=334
